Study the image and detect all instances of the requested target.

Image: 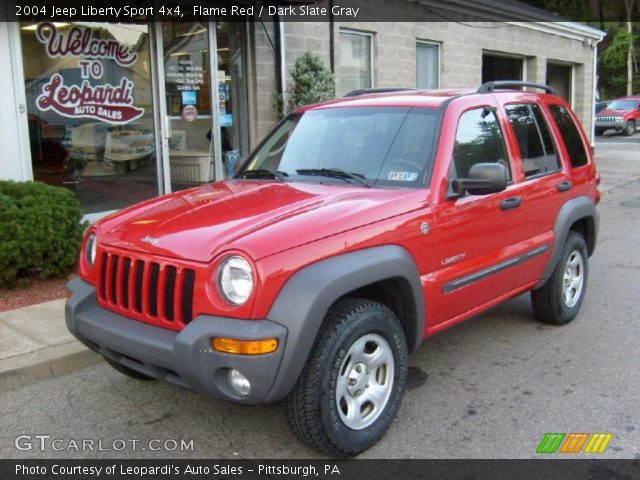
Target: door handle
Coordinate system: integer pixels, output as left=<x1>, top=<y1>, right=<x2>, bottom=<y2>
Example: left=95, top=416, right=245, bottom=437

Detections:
left=163, top=115, right=172, bottom=139
left=501, top=196, right=522, bottom=210
left=557, top=180, right=573, bottom=192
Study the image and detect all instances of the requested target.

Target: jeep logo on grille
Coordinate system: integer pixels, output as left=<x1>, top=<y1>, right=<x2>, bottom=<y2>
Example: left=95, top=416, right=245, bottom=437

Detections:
left=141, top=235, right=159, bottom=246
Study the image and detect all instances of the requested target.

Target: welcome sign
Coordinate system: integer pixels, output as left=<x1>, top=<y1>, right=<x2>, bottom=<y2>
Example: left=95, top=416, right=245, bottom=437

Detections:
left=34, top=22, right=144, bottom=124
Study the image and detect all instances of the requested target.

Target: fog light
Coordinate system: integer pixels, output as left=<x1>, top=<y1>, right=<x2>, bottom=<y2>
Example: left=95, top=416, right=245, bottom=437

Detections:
left=228, top=369, right=251, bottom=396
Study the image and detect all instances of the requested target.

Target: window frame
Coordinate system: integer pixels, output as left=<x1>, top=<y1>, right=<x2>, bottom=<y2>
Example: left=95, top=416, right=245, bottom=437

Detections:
left=415, top=40, right=440, bottom=89
left=338, top=29, right=375, bottom=95
left=547, top=103, right=590, bottom=169
left=503, top=102, right=563, bottom=180
left=448, top=105, right=513, bottom=197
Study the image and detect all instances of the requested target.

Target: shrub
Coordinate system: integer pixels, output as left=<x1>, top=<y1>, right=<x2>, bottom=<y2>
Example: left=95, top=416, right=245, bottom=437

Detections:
left=281, top=52, right=335, bottom=115
left=0, top=181, right=86, bottom=288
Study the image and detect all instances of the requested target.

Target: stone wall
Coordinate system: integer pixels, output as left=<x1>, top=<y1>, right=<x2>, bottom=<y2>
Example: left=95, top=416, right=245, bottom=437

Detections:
left=249, top=20, right=598, bottom=144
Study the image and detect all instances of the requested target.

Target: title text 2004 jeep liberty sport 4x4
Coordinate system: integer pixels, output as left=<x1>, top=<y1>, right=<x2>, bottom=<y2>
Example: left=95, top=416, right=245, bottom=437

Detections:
left=66, top=81, right=599, bottom=457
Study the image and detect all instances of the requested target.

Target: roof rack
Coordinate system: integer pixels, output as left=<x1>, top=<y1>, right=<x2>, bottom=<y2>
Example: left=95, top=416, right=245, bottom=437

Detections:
left=477, top=81, right=558, bottom=95
left=343, top=88, right=417, bottom=98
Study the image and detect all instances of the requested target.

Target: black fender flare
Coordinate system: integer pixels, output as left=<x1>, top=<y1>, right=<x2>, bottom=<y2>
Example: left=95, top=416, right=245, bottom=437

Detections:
left=263, top=245, right=424, bottom=402
left=536, top=195, right=598, bottom=288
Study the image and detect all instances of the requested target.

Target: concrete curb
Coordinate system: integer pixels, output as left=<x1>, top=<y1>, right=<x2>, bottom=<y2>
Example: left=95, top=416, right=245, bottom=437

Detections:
left=0, top=341, right=103, bottom=392
left=0, top=298, right=104, bottom=391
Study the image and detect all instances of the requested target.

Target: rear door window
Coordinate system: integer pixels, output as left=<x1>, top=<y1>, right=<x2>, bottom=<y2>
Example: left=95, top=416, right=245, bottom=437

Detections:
left=505, top=104, right=560, bottom=177
left=548, top=105, right=589, bottom=168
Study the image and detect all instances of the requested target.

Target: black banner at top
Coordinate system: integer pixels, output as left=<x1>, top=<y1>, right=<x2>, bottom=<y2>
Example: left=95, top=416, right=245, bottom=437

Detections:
left=4, top=0, right=638, bottom=23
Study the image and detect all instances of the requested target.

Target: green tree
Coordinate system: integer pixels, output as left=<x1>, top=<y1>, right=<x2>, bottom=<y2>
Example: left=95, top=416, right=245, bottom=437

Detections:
left=542, top=0, right=590, bottom=21
left=283, top=52, right=335, bottom=115
left=600, top=27, right=640, bottom=98
left=623, top=0, right=637, bottom=95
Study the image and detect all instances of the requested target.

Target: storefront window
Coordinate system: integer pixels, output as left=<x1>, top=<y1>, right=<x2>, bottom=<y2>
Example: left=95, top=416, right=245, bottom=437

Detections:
left=21, top=22, right=157, bottom=214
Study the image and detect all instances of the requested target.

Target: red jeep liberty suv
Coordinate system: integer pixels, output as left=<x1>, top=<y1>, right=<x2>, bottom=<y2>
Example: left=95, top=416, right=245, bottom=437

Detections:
left=66, top=81, right=600, bottom=457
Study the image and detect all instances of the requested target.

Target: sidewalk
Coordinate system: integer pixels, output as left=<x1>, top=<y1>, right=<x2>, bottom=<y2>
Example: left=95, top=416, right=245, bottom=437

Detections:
left=0, top=299, right=100, bottom=391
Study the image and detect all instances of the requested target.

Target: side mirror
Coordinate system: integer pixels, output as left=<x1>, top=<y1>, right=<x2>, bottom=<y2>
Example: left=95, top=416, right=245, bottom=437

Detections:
left=451, top=162, right=508, bottom=196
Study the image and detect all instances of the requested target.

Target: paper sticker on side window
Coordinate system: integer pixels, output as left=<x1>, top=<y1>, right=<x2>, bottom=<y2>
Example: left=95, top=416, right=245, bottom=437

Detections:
left=388, top=171, right=418, bottom=181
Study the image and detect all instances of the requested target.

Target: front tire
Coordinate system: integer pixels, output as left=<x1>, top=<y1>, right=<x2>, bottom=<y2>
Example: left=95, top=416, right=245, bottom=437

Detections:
left=286, top=298, right=408, bottom=457
left=531, top=231, right=589, bottom=325
left=624, top=120, right=636, bottom=137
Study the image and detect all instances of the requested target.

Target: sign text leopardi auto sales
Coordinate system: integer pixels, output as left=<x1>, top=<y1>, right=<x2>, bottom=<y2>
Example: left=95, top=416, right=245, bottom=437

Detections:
left=34, top=22, right=144, bottom=125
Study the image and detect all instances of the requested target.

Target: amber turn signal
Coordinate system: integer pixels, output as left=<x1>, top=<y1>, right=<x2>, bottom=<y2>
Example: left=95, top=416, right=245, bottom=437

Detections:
left=212, top=337, right=278, bottom=355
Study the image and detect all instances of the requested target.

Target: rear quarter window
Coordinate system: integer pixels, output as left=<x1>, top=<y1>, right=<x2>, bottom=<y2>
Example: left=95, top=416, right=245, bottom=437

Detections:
left=548, top=105, right=589, bottom=168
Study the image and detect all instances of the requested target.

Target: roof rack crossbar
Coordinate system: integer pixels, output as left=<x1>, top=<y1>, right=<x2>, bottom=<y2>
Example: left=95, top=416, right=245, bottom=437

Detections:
left=343, top=88, right=417, bottom=98
left=477, top=81, right=558, bottom=95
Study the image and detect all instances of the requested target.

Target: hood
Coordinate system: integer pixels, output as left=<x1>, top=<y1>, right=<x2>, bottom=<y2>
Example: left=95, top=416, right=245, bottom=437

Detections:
left=596, top=108, right=632, bottom=117
left=96, top=180, right=427, bottom=262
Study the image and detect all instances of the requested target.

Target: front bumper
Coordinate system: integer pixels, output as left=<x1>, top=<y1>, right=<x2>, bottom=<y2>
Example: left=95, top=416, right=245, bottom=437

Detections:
left=65, top=278, right=287, bottom=405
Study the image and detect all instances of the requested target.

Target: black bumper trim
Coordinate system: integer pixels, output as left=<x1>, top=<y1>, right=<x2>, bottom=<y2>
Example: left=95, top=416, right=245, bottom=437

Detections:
left=65, top=278, right=288, bottom=405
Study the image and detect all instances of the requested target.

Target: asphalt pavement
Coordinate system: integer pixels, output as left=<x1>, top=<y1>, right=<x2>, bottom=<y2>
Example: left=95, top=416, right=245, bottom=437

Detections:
left=1, top=140, right=638, bottom=459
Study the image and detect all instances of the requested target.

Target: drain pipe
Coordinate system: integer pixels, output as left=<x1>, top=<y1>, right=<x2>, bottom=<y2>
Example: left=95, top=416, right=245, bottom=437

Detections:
left=329, top=0, right=335, bottom=73
left=591, top=35, right=604, bottom=147
left=275, top=17, right=286, bottom=113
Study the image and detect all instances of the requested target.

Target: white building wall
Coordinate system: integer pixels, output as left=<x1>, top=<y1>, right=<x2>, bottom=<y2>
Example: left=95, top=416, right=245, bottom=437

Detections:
left=0, top=21, right=31, bottom=181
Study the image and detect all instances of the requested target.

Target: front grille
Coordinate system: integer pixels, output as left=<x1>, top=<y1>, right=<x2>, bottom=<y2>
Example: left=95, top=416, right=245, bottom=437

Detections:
left=98, top=249, right=196, bottom=329
left=597, top=116, right=619, bottom=123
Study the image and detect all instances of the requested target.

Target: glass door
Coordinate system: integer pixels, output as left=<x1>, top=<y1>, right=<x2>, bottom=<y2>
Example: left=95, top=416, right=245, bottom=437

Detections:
left=154, top=20, right=250, bottom=193
left=157, top=21, right=217, bottom=192
left=216, top=22, right=250, bottom=175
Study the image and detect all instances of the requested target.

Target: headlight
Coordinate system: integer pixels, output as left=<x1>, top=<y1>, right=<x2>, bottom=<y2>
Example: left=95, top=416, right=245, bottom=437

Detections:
left=86, top=233, right=97, bottom=268
left=615, top=116, right=623, bottom=122
left=218, top=256, right=254, bottom=305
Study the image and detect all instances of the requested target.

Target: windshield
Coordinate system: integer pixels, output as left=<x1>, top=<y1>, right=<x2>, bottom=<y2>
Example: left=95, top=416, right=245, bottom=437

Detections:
left=606, top=100, right=638, bottom=111
left=239, top=107, right=441, bottom=188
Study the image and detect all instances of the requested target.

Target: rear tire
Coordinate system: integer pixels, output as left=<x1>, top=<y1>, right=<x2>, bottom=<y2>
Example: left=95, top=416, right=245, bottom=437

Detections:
left=286, top=298, right=408, bottom=457
left=104, top=357, right=156, bottom=381
left=531, top=231, right=588, bottom=325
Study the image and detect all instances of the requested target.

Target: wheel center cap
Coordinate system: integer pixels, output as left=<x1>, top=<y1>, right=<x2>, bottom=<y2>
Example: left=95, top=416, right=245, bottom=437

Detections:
left=347, top=363, right=368, bottom=396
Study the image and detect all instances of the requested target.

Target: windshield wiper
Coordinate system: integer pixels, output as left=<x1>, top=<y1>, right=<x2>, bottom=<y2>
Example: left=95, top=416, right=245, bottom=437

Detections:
left=239, top=168, right=289, bottom=181
left=295, top=168, right=372, bottom=188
